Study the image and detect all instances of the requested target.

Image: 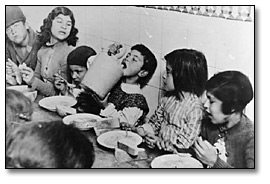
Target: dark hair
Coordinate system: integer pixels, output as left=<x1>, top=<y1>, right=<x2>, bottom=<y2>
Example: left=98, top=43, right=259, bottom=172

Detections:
left=6, top=89, right=33, bottom=131
left=6, top=121, right=95, bottom=168
left=37, top=6, right=78, bottom=46
left=131, top=44, right=157, bottom=88
left=164, top=49, right=208, bottom=98
left=206, top=70, right=253, bottom=115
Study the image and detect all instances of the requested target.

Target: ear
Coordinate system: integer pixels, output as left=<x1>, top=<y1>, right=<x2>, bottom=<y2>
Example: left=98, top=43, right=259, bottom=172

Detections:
left=138, top=70, right=148, bottom=78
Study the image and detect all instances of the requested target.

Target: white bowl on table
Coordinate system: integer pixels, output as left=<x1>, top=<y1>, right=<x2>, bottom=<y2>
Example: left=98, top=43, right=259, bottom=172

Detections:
left=7, top=85, right=37, bottom=102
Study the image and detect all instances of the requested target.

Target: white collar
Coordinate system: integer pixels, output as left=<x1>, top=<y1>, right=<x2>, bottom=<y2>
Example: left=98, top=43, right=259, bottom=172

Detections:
left=121, top=83, right=142, bottom=95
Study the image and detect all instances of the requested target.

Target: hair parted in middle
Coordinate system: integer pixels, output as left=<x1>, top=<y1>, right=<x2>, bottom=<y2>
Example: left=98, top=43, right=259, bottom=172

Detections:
left=37, top=6, right=78, bottom=46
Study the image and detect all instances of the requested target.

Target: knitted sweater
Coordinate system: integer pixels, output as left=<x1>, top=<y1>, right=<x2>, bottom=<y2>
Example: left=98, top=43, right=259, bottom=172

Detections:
left=29, top=41, right=74, bottom=96
left=108, top=83, right=149, bottom=121
left=200, top=115, right=254, bottom=168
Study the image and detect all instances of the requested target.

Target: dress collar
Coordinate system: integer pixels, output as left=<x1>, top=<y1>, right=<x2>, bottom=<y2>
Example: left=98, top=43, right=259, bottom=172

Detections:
left=121, top=83, right=142, bottom=94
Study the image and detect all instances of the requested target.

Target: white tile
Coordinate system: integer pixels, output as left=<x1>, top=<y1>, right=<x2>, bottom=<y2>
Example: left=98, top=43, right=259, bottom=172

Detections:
left=101, top=9, right=120, bottom=41
left=162, top=18, right=189, bottom=55
left=142, top=85, right=160, bottom=119
left=84, top=6, right=103, bottom=37
left=208, top=67, right=217, bottom=79
left=187, top=20, right=218, bottom=68
left=81, top=35, right=102, bottom=54
left=139, top=15, right=162, bottom=53
left=119, top=12, right=140, bottom=47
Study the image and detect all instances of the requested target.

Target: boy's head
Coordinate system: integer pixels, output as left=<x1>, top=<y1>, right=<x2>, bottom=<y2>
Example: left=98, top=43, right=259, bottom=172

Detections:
left=67, top=46, right=97, bottom=86
left=164, top=49, right=208, bottom=98
left=6, top=89, right=33, bottom=132
left=6, top=121, right=95, bottom=168
left=6, top=6, right=29, bottom=45
left=205, top=70, right=253, bottom=115
left=121, top=44, right=157, bottom=88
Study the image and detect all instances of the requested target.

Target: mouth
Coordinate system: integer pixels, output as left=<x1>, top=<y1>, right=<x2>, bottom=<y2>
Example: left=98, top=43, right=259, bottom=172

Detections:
left=121, top=59, right=127, bottom=69
left=59, top=31, right=66, bottom=35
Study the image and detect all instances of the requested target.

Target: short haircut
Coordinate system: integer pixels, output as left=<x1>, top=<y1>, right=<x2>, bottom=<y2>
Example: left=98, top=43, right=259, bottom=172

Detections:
left=38, top=6, right=78, bottom=46
left=164, top=49, right=208, bottom=98
left=206, top=70, right=253, bottom=114
left=6, top=121, right=95, bottom=168
left=131, top=44, right=157, bottom=88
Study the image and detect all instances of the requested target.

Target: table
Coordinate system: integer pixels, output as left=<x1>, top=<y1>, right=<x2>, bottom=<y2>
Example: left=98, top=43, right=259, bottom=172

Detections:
left=30, top=95, right=164, bottom=168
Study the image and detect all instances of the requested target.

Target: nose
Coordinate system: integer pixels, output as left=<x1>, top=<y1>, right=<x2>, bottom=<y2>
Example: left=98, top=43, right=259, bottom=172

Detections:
left=72, top=72, right=77, bottom=79
left=204, top=99, right=210, bottom=113
left=61, top=23, right=67, bottom=30
left=162, top=71, right=166, bottom=80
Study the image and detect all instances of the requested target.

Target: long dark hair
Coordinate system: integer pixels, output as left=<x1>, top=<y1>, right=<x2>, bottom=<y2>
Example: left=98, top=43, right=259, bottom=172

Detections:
left=37, top=6, right=78, bottom=46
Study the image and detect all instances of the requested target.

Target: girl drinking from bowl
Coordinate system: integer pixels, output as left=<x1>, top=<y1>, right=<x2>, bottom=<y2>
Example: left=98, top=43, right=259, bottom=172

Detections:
left=21, top=6, right=78, bottom=96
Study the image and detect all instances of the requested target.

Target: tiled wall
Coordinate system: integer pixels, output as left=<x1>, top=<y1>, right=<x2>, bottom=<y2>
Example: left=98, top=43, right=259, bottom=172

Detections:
left=20, top=6, right=254, bottom=121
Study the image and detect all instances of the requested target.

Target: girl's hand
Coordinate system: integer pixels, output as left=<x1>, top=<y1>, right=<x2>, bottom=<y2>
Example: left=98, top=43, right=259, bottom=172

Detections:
left=193, top=137, right=217, bottom=167
left=133, top=127, right=146, bottom=137
left=21, top=66, right=35, bottom=85
left=156, top=139, right=176, bottom=153
left=54, top=75, right=67, bottom=95
left=7, top=59, right=22, bottom=84
left=145, top=133, right=158, bottom=149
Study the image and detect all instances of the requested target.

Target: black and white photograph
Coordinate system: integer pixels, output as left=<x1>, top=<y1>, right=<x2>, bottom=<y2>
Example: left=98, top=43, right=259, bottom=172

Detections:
left=5, top=5, right=255, bottom=169
left=3, top=1, right=267, bottom=183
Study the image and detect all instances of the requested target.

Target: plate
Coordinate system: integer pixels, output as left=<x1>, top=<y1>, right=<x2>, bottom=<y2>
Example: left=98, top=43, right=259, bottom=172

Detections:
left=151, top=154, right=203, bottom=168
left=63, top=113, right=102, bottom=130
left=38, top=96, right=77, bottom=112
left=97, top=130, right=142, bottom=149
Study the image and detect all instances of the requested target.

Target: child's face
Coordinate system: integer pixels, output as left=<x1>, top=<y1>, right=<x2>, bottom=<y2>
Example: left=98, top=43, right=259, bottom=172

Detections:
left=163, top=64, right=175, bottom=91
left=121, top=50, right=144, bottom=78
left=6, top=21, right=29, bottom=45
left=204, top=92, right=228, bottom=124
left=51, top=14, right=72, bottom=41
left=69, top=65, right=87, bottom=86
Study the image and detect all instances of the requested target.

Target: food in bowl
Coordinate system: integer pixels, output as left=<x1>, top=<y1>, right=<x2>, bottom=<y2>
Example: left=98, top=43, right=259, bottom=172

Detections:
left=71, top=118, right=97, bottom=129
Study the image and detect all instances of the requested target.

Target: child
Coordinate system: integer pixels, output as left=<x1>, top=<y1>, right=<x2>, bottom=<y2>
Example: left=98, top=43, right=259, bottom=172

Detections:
left=101, top=44, right=157, bottom=128
left=21, top=6, right=78, bottom=96
left=6, top=6, right=42, bottom=85
left=193, top=71, right=254, bottom=168
left=78, top=44, right=157, bottom=127
left=135, top=49, right=208, bottom=153
left=6, top=121, right=95, bottom=168
left=6, top=89, right=33, bottom=134
left=54, top=45, right=97, bottom=96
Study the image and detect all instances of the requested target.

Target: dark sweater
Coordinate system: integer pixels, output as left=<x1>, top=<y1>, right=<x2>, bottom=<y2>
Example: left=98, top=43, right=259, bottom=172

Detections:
left=108, top=84, right=149, bottom=123
left=200, top=115, right=254, bottom=168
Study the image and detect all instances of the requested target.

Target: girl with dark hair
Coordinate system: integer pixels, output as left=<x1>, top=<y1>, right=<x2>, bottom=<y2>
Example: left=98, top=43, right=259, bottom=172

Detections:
left=135, top=49, right=208, bottom=153
left=193, top=71, right=254, bottom=168
left=21, top=6, right=78, bottom=96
